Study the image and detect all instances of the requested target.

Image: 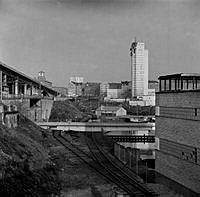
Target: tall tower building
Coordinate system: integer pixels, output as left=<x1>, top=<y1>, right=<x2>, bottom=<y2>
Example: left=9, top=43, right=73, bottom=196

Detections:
left=130, top=40, right=148, bottom=98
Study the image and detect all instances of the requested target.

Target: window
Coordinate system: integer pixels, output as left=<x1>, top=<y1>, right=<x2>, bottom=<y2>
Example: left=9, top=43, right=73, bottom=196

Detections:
left=197, top=79, right=200, bottom=89
left=195, top=108, right=198, bottom=116
left=160, top=80, right=165, bottom=91
left=171, top=79, right=176, bottom=90
left=165, top=79, right=170, bottom=90
left=183, top=79, right=188, bottom=90
left=188, top=79, right=193, bottom=90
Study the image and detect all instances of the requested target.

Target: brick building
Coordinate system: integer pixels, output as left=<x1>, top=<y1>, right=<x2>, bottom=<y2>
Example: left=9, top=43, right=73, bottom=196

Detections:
left=156, top=73, right=200, bottom=195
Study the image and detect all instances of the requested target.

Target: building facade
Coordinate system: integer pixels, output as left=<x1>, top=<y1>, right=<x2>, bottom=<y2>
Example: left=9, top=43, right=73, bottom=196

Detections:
left=68, top=76, right=84, bottom=97
left=52, top=86, right=68, bottom=96
left=148, top=80, right=159, bottom=92
left=156, top=73, right=200, bottom=195
left=100, top=82, right=123, bottom=98
left=38, top=71, right=53, bottom=87
left=82, top=82, right=100, bottom=97
left=70, top=76, right=84, bottom=84
left=100, top=82, right=109, bottom=97
left=130, top=41, right=148, bottom=98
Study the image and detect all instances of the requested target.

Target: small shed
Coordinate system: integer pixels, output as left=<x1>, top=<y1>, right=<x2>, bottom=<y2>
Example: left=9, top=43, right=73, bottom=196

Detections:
left=95, top=105, right=127, bottom=117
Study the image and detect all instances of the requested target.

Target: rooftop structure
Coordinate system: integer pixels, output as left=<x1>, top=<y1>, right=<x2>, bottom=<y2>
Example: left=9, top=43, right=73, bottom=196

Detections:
left=158, top=73, right=200, bottom=92
left=70, top=76, right=84, bottom=84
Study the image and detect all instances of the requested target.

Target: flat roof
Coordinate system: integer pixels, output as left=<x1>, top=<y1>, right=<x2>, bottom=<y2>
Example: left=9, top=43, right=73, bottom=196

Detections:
left=158, top=73, right=200, bottom=80
left=0, top=61, right=58, bottom=95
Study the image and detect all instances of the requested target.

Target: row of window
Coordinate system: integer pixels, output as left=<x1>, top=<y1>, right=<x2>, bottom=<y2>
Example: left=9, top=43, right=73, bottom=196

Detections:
left=160, top=78, right=200, bottom=92
left=156, top=106, right=200, bottom=120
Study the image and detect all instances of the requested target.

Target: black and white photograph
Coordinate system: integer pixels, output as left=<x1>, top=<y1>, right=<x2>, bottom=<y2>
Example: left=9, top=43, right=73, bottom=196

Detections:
left=0, top=0, right=199, bottom=196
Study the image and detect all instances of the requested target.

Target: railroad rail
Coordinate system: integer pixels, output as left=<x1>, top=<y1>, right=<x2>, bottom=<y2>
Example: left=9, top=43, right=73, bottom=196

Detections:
left=52, top=130, right=141, bottom=195
left=52, top=130, right=158, bottom=197
left=86, top=132, right=158, bottom=197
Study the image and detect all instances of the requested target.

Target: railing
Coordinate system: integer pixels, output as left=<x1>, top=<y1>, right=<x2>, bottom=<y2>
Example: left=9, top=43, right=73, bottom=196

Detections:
left=2, top=94, right=54, bottom=100
left=108, top=135, right=155, bottom=143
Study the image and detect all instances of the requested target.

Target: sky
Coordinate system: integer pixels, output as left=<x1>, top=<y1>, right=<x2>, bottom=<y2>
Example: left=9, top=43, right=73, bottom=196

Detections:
left=0, top=0, right=200, bottom=86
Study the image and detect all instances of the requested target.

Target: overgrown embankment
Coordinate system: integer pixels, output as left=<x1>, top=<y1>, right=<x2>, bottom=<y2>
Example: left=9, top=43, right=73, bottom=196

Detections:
left=0, top=114, right=111, bottom=197
left=0, top=115, right=61, bottom=197
left=49, top=100, right=88, bottom=122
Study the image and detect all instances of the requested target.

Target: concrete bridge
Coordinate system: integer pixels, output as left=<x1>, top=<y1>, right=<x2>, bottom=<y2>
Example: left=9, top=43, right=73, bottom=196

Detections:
left=37, top=121, right=155, bottom=133
left=0, top=61, right=59, bottom=122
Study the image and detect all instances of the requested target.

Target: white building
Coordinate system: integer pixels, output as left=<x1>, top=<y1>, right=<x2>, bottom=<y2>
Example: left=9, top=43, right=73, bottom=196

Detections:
left=100, top=82, right=109, bottom=96
left=70, top=76, right=84, bottom=84
left=95, top=105, right=127, bottom=118
left=100, top=82, right=123, bottom=99
left=107, top=88, right=123, bottom=99
left=68, top=76, right=84, bottom=97
left=130, top=41, right=148, bottom=98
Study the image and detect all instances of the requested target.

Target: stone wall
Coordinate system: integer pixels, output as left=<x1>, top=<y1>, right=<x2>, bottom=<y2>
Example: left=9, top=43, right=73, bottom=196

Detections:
left=2, top=98, right=54, bottom=122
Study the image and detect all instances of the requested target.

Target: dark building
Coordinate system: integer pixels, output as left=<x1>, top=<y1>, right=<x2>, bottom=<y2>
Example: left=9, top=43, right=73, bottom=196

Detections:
left=52, top=86, right=68, bottom=96
left=156, top=73, right=200, bottom=195
left=148, top=80, right=159, bottom=92
left=82, top=82, right=100, bottom=97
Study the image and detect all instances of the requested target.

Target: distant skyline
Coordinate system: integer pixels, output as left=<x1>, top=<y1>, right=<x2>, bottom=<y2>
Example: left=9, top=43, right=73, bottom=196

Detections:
left=0, top=0, right=200, bottom=86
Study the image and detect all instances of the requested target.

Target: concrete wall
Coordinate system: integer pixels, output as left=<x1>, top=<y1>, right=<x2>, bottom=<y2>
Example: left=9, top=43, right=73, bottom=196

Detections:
left=4, top=113, right=18, bottom=128
left=156, top=151, right=200, bottom=194
left=156, top=91, right=200, bottom=108
left=2, top=98, right=54, bottom=122
left=156, top=117, right=200, bottom=148
left=40, top=99, right=54, bottom=121
left=156, top=91, right=200, bottom=194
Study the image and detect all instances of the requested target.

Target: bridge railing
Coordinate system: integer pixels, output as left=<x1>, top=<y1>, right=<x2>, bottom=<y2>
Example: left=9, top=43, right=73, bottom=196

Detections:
left=2, top=94, right=54, bottom=100
left=109, top=135, right=155, bottom=143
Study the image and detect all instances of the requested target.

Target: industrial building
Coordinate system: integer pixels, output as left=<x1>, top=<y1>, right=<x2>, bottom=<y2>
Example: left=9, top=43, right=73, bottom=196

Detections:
left=156, top=73, right=200, bottom=195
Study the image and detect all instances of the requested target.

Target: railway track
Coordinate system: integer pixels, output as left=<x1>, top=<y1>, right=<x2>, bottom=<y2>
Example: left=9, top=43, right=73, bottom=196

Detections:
left=86, top=132, right=158, bottom=197
left=52, top=130, right=158, bottom=197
